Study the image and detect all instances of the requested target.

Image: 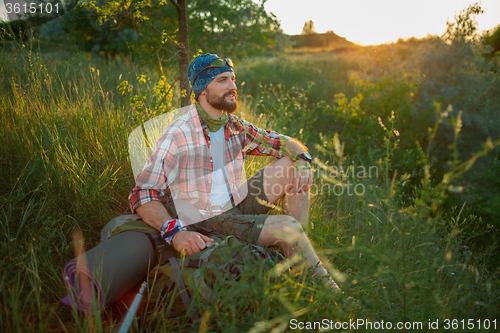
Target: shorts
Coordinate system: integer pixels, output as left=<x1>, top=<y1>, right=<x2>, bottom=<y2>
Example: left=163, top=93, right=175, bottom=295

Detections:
left=187, top=169, right=272, bottom=244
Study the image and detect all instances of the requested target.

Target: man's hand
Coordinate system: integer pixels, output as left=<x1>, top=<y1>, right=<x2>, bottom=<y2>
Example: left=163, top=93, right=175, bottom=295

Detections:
left=171, top=230, right=214, bottom=256
left=287, top=159, right=313, bottom=195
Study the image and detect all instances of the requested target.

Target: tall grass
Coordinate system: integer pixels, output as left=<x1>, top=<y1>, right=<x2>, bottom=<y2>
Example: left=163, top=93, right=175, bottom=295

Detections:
left=1, top=40, right=499, bottom=332
left=0, top=41, right=173, bottom=331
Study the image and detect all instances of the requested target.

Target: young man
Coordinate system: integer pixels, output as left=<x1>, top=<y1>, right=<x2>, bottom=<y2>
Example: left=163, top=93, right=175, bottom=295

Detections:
left=128, top=54, right=339, bottom=290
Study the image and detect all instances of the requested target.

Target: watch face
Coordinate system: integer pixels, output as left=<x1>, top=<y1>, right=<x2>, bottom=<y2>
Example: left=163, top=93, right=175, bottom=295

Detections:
left=301, top=152, right=312, bottom=162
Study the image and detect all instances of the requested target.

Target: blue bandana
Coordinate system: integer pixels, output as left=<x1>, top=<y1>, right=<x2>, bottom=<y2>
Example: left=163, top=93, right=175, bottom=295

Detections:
left=187, top=54, right=234, bottom=98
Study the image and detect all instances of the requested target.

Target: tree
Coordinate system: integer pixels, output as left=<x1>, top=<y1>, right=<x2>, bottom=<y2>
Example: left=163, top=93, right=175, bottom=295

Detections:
left=61, top=0, right=283, bottom=107
left=78, top=0, right=191, bottom=105
left=187, top=0, right=282, bottom=58
left=484, top=25, right=500, bottom=58
left=171, top=0, right=190, bottom=107
left=37, top=6, right=138, bottom=59
left=442, top=3, right=483, bottom=43
left=301, top=20, right=316, bottom=35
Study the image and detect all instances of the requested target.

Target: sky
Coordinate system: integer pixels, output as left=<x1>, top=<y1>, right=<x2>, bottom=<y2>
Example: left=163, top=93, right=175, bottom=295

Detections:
left=261, top=0, right=500, bottom=45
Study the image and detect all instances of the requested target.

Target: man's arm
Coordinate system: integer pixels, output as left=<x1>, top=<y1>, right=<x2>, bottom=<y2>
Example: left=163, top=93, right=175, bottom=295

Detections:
left=238, top=118, right=312, bottom=194
left=135, top=201, right=173, bottom=230
left=239, top=119, right=308, bottom=160
left=130, top=131, right=212, bottom=255
left=136, top=201, right=213, bottom=256
left=128, top=134, right=179, bottom=224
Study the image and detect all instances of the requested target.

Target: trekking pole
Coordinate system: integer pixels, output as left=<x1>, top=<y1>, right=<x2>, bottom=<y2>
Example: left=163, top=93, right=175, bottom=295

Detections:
left=114, top=281, right=147, bottom=333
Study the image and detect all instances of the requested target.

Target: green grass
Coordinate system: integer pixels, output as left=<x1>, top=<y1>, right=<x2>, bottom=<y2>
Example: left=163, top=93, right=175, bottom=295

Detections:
left=1, top=41, right=499, bottom=332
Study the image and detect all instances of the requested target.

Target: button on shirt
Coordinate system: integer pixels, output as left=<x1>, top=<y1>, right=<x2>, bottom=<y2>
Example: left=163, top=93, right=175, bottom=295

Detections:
left=128, top=104, right=290, bottom=219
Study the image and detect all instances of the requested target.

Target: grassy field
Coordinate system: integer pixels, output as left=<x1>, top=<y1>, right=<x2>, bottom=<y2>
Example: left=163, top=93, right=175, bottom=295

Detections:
left=1, top=37, right=499, bottom=332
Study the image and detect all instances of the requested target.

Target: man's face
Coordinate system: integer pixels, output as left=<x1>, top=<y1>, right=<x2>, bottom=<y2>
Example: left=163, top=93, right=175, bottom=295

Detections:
left=204, top=71, right=238, bottom=113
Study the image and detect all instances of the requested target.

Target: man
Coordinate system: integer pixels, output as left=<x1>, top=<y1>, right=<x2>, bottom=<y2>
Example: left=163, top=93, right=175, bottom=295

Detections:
left=129, top=54, right=339, bottom=290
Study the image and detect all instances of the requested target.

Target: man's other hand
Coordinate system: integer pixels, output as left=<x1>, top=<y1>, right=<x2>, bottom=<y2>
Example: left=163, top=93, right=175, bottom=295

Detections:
left=171, top=230, right=214, bottom=256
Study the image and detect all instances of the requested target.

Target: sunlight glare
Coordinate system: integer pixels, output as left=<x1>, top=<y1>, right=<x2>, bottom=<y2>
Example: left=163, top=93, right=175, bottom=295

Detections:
left=261, top=0, right=500, bottom=45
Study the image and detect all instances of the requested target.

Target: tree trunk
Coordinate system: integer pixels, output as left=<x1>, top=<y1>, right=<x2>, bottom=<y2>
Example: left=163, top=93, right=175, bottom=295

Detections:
left=172, top=0, right=191, bottom=107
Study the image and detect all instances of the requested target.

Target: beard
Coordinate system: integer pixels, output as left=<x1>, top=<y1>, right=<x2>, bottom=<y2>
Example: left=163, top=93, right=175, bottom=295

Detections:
left=206, top=88, right=238, bottom=113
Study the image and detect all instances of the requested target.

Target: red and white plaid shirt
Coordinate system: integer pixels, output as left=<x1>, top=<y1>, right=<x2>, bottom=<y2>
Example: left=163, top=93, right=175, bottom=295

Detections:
left=128, top=104, right=290, bottom=219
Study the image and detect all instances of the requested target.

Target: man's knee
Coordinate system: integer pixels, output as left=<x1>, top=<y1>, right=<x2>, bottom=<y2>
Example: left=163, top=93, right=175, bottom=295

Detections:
left=260, top=215, right=303, bottom=242
left=264, top=214, right=300, bottom=229
left=258, top=214, right=308, bottom=255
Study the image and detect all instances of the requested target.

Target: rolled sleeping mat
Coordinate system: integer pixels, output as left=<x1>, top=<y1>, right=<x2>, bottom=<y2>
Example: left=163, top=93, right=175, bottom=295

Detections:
left=61, top=231, right=157, bottom=312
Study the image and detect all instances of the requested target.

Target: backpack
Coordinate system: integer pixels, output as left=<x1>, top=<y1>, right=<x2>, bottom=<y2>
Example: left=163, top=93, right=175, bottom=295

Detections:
left=110, top=220, right=283, bottom=321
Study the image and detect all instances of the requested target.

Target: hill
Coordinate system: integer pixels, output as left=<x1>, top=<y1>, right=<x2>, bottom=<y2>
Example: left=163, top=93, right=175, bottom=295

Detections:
left=288, top=30, right=357, bottom=51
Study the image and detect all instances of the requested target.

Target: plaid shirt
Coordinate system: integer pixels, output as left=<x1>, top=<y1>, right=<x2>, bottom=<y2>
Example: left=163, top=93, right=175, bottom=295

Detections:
left=128, top=104, right=290, bottom=219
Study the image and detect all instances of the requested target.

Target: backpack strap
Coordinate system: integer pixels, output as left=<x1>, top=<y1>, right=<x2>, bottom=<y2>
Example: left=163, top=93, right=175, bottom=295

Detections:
left=169, top=257, right=199, bottom=322
left=146, top=232, right=176, bottom=266
left=193, top=269, right=213, bottom=300
left=182, top=259, right=204, bottom=268
left=161, top=278, right=185, bottom=318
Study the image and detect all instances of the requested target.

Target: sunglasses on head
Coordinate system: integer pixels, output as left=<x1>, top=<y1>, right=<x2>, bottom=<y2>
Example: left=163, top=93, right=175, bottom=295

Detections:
left=192, top=58, right=234, bottom=85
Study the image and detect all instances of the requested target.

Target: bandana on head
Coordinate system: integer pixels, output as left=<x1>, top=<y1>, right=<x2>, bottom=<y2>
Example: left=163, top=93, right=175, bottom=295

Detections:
left=187, top=54, right=234, bottom=99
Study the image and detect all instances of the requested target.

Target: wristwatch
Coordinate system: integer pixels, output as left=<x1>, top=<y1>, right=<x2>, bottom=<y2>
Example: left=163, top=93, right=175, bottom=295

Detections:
left=297, top=152, right=312, bottom=163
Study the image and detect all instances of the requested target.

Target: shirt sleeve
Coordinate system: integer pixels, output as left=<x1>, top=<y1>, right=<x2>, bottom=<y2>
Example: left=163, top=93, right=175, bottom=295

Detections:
left=239, top=119, right=291, bottom=158
left=128, top=133, right=179, bottom=213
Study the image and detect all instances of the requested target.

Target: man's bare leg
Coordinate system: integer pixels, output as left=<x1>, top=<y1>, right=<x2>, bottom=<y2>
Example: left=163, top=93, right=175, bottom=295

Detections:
left=257, top=215, right=339, bottom=291
left=258, top=157, right=340, bottom=291
left=282, top=189, right=310, bottom=229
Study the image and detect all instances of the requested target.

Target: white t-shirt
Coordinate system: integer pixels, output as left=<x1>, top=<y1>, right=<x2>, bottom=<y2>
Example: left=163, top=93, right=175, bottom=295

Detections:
left=208, top=127, right=232, bottom=207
